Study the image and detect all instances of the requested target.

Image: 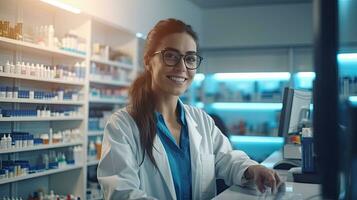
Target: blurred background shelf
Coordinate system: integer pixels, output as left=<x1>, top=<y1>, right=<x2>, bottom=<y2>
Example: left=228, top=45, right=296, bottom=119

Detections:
left=0, top=141, right=83, bottom=154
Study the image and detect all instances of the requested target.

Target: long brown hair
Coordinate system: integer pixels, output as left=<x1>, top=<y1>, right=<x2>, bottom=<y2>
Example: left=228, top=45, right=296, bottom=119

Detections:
left=128, top=18, right=199, bottom=168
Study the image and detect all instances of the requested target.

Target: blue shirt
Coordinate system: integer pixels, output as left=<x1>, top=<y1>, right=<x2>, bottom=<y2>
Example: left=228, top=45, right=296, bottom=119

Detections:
left=155, top=101, right=192, bottom=200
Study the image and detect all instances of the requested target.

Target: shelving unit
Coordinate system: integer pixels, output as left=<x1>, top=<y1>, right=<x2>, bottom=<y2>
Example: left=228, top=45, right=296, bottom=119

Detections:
left=0, top=0, right=141, bottom=198
left=89, top=97, right=128, bottom=104
left=85, top=18, right=139, bottom=200
left=0, top=73, right=85, bottom=85
left=0, top=98, right=85, bottom=105
left=89, top=76, right=131, bottom=87
left=0, top=116, right=84, bottom=122
left=91, top=57, right=133, bottom=70
left=0, top=141, right=83, bottom=154
left=0, top=165, right=83, bottom=185
left=0, top=36, right=86, bottom=59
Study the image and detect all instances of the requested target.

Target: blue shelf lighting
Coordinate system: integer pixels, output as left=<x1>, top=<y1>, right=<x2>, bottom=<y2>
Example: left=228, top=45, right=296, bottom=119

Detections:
left=230, top=136, right=284, bottom=162
left=349, top=96, right=357, bottom=104
left=212, top=72, right=291, bottom=81
left=338, top=53, right=357, bottom=62
left=295, top=72, right=315, bottom=89
left=194, top=73, right=205, bottom=82
left=230, top=135, right=284, bottom=144
left=210, top=102, right=282, bottom=110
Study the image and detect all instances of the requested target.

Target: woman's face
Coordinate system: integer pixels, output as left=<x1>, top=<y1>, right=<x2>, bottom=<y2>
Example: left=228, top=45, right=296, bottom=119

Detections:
left=148, top=32, right=197, bottom=97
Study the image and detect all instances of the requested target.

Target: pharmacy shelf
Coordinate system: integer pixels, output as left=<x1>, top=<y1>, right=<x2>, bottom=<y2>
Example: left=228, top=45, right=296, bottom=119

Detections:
left=0, top=164, right=83, bottom=185
left=89, top=77, right=131, bottom=87
left=0, top=116, right=84, bottom=122
left=0, top=36, right=86, bottom=59
left=0, top=141, right=83, bottom=154
left=0, top=73, right=85, bottom=86
left=87, top=160, right=99, bottom=166
left=89, top=97, right=128, bottom=104
left=91, top=57, right=133, bottom=70
left=207, top=102, right=283, bottom=110
left=88, top=130, right=103, bottom=137
left=0, top=98, right=85, bottom=105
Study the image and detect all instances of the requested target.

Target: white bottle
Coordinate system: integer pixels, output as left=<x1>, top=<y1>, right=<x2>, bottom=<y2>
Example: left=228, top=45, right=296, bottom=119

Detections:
left=49, top=190, right=55, bottom=200
left=43, top=25, right=48, bottom=46
left=74, top=146, right=83, bottom=164
left=49, top=128, right=53, bottom=144
left=48, top=25, right=55, bottom=48
left=21, top=62, right=26, bottom=75
left=4, top=61, right=10, bottom=73
left=25, top=62, right=30, bottom=76
left=7, top=134, right=12, bottom=149
left=35, top=64, right=40, bottom=77
left=38, top=26, right=44, bottom=45
left=40, top=64, right=44, bottom=78
left=30, top=63, right=35, bottom=76
left=15, top=62, right=21, bottom=74
left=89, top=141, right=96, bottom=161
left=10, top=62, right=15, bottom=74
left=1, top=135, right=6, bottom=149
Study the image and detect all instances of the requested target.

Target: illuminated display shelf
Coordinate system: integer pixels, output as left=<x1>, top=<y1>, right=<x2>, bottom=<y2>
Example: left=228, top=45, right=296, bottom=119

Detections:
left=0, top=116, right=84, bottom=122
left=89, top=97, right=128, bottom=104
left=0, top=165, right=83, bottom=185
left=91, top=57, right=133, bottom=70
left=89, top=76, right=131, bottom=87
left=0, top=141, right=83, bottom=154
left=0, top=36, right=86, bottom=59
left=0, top=98, right=85, bottom=105
left=208, top=102, right=283, bottom=110
left=0, top=73, right=85, bottom=86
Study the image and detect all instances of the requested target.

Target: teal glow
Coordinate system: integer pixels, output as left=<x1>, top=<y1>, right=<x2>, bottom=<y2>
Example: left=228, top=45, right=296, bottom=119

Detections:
left=195, top=102, right=204, bottom=108
left=338, top=53, right=357, bottom=62
left=229, top=136, right=284, bottom=162
left=296, top=72, right=316, bottom=79
left=295, top=72, right=315, bottom=89
left=194, top=73, right=205, bottom=82
left=211, top=102, right=282, bottom=110
left=349, top=96, right=357, bottom=103
left=230, top=136, right=284, bottom=144
left=212, top=72, right=291, bottom=81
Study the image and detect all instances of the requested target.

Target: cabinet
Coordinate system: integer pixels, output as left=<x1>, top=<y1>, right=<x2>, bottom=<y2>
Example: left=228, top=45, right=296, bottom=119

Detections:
left=86, top=18, right=139, bottom=200
left=0, top=1, right=140, bottom=199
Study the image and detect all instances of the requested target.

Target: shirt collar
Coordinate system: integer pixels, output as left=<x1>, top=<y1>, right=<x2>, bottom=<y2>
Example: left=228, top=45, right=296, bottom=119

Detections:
left=154, top=99, right=186, bottom=125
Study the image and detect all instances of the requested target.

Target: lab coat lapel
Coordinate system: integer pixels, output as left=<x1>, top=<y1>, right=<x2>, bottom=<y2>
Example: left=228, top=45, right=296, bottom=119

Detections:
left=184, top=107, right=203, bottom=200
left=153, top=135, right=177, bottom=200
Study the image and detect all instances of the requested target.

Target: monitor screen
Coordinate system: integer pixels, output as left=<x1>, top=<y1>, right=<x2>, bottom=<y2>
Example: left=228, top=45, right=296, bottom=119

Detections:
left=278, top=87, right=312, bottom=141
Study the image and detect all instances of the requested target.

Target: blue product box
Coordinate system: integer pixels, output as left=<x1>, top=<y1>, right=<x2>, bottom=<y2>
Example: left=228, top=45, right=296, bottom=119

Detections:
left=302, top=137, right=315, bottom=173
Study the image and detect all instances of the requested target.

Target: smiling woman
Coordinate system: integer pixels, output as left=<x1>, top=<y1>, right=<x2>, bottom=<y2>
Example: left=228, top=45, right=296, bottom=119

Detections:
left=97, top=18, right=282, bottom=200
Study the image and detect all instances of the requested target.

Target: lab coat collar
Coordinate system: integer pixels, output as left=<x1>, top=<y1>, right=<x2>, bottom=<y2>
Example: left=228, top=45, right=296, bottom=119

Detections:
left=152, top=104, right=202, bottom=200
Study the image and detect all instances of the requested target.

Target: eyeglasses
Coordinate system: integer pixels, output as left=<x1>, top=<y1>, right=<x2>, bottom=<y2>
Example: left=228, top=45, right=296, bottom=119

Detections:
left=152, top=49, right=203, bottom=70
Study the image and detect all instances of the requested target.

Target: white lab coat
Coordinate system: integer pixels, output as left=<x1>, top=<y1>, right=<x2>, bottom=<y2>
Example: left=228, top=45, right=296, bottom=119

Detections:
left=97, top=104, right=258, bottom=200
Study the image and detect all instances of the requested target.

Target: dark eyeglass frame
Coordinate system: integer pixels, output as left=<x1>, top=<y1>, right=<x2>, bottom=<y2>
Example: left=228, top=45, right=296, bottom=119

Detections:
left=152, top=49, right=203, bottom=70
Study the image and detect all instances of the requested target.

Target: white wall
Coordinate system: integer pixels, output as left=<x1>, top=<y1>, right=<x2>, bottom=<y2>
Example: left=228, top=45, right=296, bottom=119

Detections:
left=198, top=3, right=315, bottom=74
left=73, top=0, right=202, bottom=38
left=201, top=3, right=313, bottom=48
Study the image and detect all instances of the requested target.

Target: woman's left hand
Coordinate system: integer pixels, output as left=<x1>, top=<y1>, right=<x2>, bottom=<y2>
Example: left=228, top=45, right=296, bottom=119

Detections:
left=244, top=165, right=282, bottom=193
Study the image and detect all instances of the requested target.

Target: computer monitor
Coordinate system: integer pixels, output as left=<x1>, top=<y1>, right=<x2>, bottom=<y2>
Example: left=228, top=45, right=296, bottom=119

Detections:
left=274, top=87, right=312, bottom=169
left=278, top=87, right=313, bottom=140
